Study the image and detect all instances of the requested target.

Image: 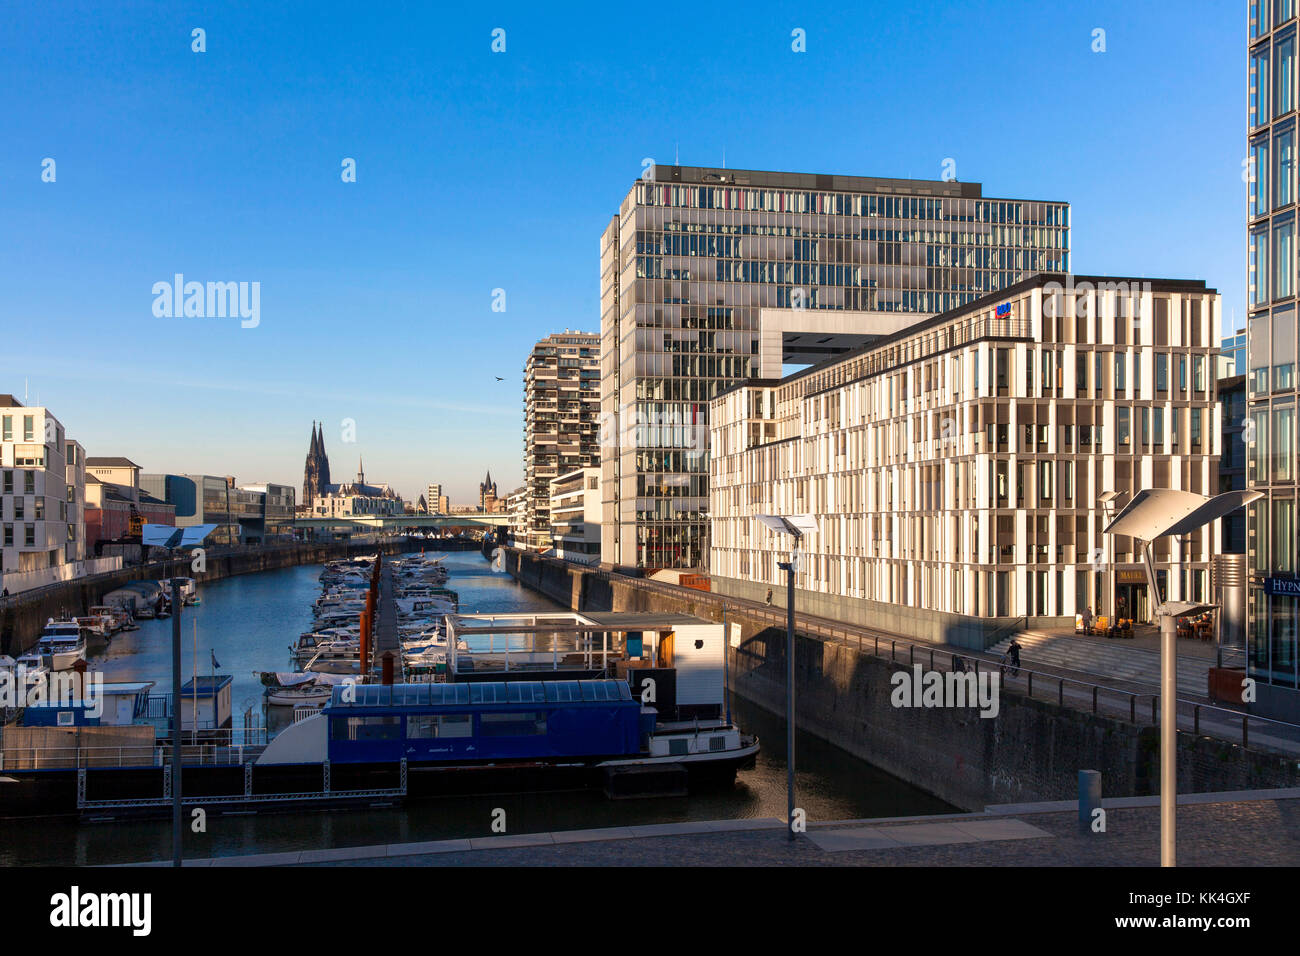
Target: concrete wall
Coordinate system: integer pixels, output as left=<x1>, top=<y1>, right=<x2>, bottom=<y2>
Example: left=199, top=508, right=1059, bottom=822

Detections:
left=508, top=548, right=1300, bottom=809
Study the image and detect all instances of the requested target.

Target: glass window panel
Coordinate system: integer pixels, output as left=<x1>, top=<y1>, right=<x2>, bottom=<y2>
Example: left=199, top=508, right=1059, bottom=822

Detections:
left=1278, top=35, right=1295, bottom=115
left=1275, top=219, right=1295, bottom=299
left=1276, top=129, right=1293, bottom=208
left=1254, top=50, right=1272, bottom=128
left=1275, top=404, right=1295, bottom=480
left=1253, top=228, right=1271, bottom=306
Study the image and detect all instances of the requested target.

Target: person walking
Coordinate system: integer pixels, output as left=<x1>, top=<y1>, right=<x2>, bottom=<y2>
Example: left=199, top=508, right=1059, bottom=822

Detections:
left=1007, top=638, right=1022, bottom=677
left=1082, top=606, right=1092, bottom=634
left=764, top=588, right=773, bottom=607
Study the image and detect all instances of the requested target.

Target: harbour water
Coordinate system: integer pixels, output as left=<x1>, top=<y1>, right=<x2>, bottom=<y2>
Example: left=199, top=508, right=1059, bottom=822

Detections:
left=0, top=551, right=952, bottom=865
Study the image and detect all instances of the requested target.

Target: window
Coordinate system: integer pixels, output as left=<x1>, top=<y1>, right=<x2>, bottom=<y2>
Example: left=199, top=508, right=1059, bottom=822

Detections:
left=1, top=471, right=10, bottom=494
left=1115, top=353, right=1127, bottom=394
left=2, top=525, right=10, bottom=547
left=1254, top=136, right=1272, bottom=217
left=1275, top=219, right=1295, bottom=298
left=1191, top=408, right=1203, bottom=449
left=1253, top=49, right=1272, bottom=128
left=1253, top=228, right=1271, bottom=306
left=331, top=716, right=401, bottom=741
left=24, top=524, right=34, bottom=547
left=1118, top=407, right=1131, bottom=447
left=1156, top=353, right=1168, bottom=391
left=1276, top=498, right=1296, bottom=573
left=0, top=416, right=9, bottom=441
left=1140, top=407, right=1151, bottom=446
left=1279, top=35, right=1296, bottom=117
left=1275, top=404, right=1295, bottom=480
left=1193, top=355, right=1206, bottom=392
left=407, top=714, right=472, bottom=738
left=1278, top=128, right=1296, bottom=209
left=22, top=472, right=33, bottom=495
left=22, top=416, right=33, bottom=442
left=479, top=711, right=547, bottom=736
left=14, top=498, right=23, bottom=520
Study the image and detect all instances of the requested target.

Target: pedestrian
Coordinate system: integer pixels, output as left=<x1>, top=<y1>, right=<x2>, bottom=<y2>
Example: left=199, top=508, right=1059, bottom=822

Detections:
left=764, top=588, right=773, bottom=607
left=1082, top=606, right=1092, bottom=634
left=952, top=654, right=966, bottom=673
left=1008, top=638, right=1022, bottom=676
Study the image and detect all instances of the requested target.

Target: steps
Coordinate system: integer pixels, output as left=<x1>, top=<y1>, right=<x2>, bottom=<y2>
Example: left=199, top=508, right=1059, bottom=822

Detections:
left=987, top=631, right=1240, bottom=690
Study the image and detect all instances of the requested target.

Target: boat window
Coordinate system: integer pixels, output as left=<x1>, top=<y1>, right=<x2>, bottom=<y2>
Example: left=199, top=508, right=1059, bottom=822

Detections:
left=479, top=712, right=547, bottom=736
left=407, top=714, right=472, bottom=739
left=331, top=716, right=401, bottom=741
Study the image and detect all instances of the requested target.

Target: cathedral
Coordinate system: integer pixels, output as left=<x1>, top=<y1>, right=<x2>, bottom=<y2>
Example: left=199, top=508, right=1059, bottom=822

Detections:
left=302, top=421, right=332, bottom=509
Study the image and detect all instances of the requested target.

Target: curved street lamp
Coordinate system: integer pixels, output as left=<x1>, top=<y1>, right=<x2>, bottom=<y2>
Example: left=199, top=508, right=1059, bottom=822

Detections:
left=1103, top=488, right=1262, bottom=867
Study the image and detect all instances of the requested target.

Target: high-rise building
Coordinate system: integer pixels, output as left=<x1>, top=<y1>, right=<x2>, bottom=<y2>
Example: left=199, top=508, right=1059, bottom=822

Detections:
left=425, top=482, right=448, bottom=514
left=600, top=165, right=1070, bottom=569
left=1247, top=0, right=1300, bottom=717
left=523, top=331, right=600, bottom=550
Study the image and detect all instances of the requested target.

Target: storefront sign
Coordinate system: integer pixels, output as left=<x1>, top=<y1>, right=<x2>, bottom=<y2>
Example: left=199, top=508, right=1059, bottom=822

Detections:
left=1116, top=570, right=1147, bottom=584
left=1266, top=577, right=1300, bottom=596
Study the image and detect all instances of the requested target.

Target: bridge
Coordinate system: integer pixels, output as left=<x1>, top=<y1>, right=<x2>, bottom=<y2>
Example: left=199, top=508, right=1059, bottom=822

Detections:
left=292, top=514, right=511, bottom=532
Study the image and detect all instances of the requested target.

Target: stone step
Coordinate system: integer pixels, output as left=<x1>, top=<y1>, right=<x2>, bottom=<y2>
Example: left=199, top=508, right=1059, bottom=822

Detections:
left=987, top=632, right=1222, bottom=688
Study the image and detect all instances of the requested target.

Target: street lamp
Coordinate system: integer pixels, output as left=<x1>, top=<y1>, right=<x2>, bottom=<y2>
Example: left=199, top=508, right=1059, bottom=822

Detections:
left=1102, top=488, right=1260, bottom=867
left=142, top=522, right=217, bottom=868
left=756, top=512, right=818, bottom=841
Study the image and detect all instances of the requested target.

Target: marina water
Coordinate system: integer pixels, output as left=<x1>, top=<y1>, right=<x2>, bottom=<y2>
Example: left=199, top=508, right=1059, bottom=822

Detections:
left=0, top=551, right=951, bottom=865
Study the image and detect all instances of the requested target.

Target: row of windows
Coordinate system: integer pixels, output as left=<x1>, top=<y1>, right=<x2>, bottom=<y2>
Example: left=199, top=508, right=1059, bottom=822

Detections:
left=636, top=183, right=1069, bottom=227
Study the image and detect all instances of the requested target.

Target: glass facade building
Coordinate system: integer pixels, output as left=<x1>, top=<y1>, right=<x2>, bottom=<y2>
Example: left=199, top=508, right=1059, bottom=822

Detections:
left=1249, top=0, right=1300, bottom=717
left=600, top=165, right=1070, bottom=569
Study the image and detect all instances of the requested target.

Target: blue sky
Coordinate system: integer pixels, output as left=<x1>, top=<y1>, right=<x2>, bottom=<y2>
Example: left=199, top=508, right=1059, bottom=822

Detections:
left=0, top=0, right=1245, bottom=503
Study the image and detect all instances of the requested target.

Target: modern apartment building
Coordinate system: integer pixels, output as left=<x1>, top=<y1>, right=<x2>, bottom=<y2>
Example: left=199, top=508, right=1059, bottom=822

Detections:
left=1248, top=0, right=1300, bottom=717
left=426, top=483, right=449, bottom=515
left=600, top=165, right=1070, bottom=570
left=0, top=396, right=86, bottom=573
left=709, top=275, right=1221, bottom=647
left=549, top=467, right=601, bottom=564
left=523, top=331, right=599, bottom=551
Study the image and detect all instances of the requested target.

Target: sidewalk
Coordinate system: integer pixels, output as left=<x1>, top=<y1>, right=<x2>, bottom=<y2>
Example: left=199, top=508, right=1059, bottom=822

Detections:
left=120, top=787, right=1300, bottom=867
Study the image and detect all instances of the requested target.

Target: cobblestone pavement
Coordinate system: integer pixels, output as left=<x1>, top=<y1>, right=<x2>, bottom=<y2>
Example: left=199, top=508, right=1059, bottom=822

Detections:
left=301, top=799, right=1300, bottom=867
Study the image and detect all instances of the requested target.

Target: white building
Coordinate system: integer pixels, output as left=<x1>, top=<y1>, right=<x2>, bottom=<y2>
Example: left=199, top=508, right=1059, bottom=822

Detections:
left=425, top=483, right=449, bottom=514
left=505, top=486, right=529, bottom=548
left=312, top=459, right=404, bottom=518
left=0, top=396, right=86, bottom=576
left=708, top=275, right=1223, bottom=647
left=549, top=467, right=600, bottom=564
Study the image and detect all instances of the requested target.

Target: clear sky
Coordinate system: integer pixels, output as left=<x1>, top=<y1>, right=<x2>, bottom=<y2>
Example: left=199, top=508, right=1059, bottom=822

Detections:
left=0, top=0, right=1245, bottom=504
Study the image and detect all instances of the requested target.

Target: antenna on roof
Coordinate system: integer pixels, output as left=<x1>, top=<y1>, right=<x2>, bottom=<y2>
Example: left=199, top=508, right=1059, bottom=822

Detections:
left=675, top=141, right=679, bottom=165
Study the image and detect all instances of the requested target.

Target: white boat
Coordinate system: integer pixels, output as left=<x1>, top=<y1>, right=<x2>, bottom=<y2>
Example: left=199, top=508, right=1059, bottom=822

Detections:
left=266, top=684, right=332, bottom=707
left=18, top=620, right=87, bottom=670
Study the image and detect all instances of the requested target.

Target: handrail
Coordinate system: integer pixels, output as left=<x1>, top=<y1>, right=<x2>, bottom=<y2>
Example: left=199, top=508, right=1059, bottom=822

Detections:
left=508, top=548, right=1300, bottom=750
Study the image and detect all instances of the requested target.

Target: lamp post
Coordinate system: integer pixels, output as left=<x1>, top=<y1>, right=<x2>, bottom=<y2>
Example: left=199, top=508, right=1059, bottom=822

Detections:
left=756, top=513, right=818, bottom=841
left=142, top=522, right=218, bottom=868
left=1103, top=489, right=1260, bottom=867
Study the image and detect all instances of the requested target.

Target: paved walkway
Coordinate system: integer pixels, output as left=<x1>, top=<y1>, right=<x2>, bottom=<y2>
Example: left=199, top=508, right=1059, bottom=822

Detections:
left=122, top=788, right=1300, bottom=867
left=988, top=630, right=1237, bottom=689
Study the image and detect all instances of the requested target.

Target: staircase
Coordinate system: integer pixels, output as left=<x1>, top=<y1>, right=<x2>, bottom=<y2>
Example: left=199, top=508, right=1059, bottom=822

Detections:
left=987, top=631, right=1242, bottom=690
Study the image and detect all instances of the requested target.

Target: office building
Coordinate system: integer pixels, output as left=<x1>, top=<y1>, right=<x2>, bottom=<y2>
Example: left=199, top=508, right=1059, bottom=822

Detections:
left=709, top=275, right=1221, bottom=646
left=1248, top=0, right=1300, bottom=717
left=523, top=331, right=599, bottom=550
left=600, top=165, right=1070, bottom=569
left=426, top=483, right=449, bottom=515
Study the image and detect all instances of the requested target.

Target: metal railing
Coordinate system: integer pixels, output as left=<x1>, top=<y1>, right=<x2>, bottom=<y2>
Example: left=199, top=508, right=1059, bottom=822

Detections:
left=511, top=549, right=1300, bottom=757
left=0, top=741, right=268, bottom=771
